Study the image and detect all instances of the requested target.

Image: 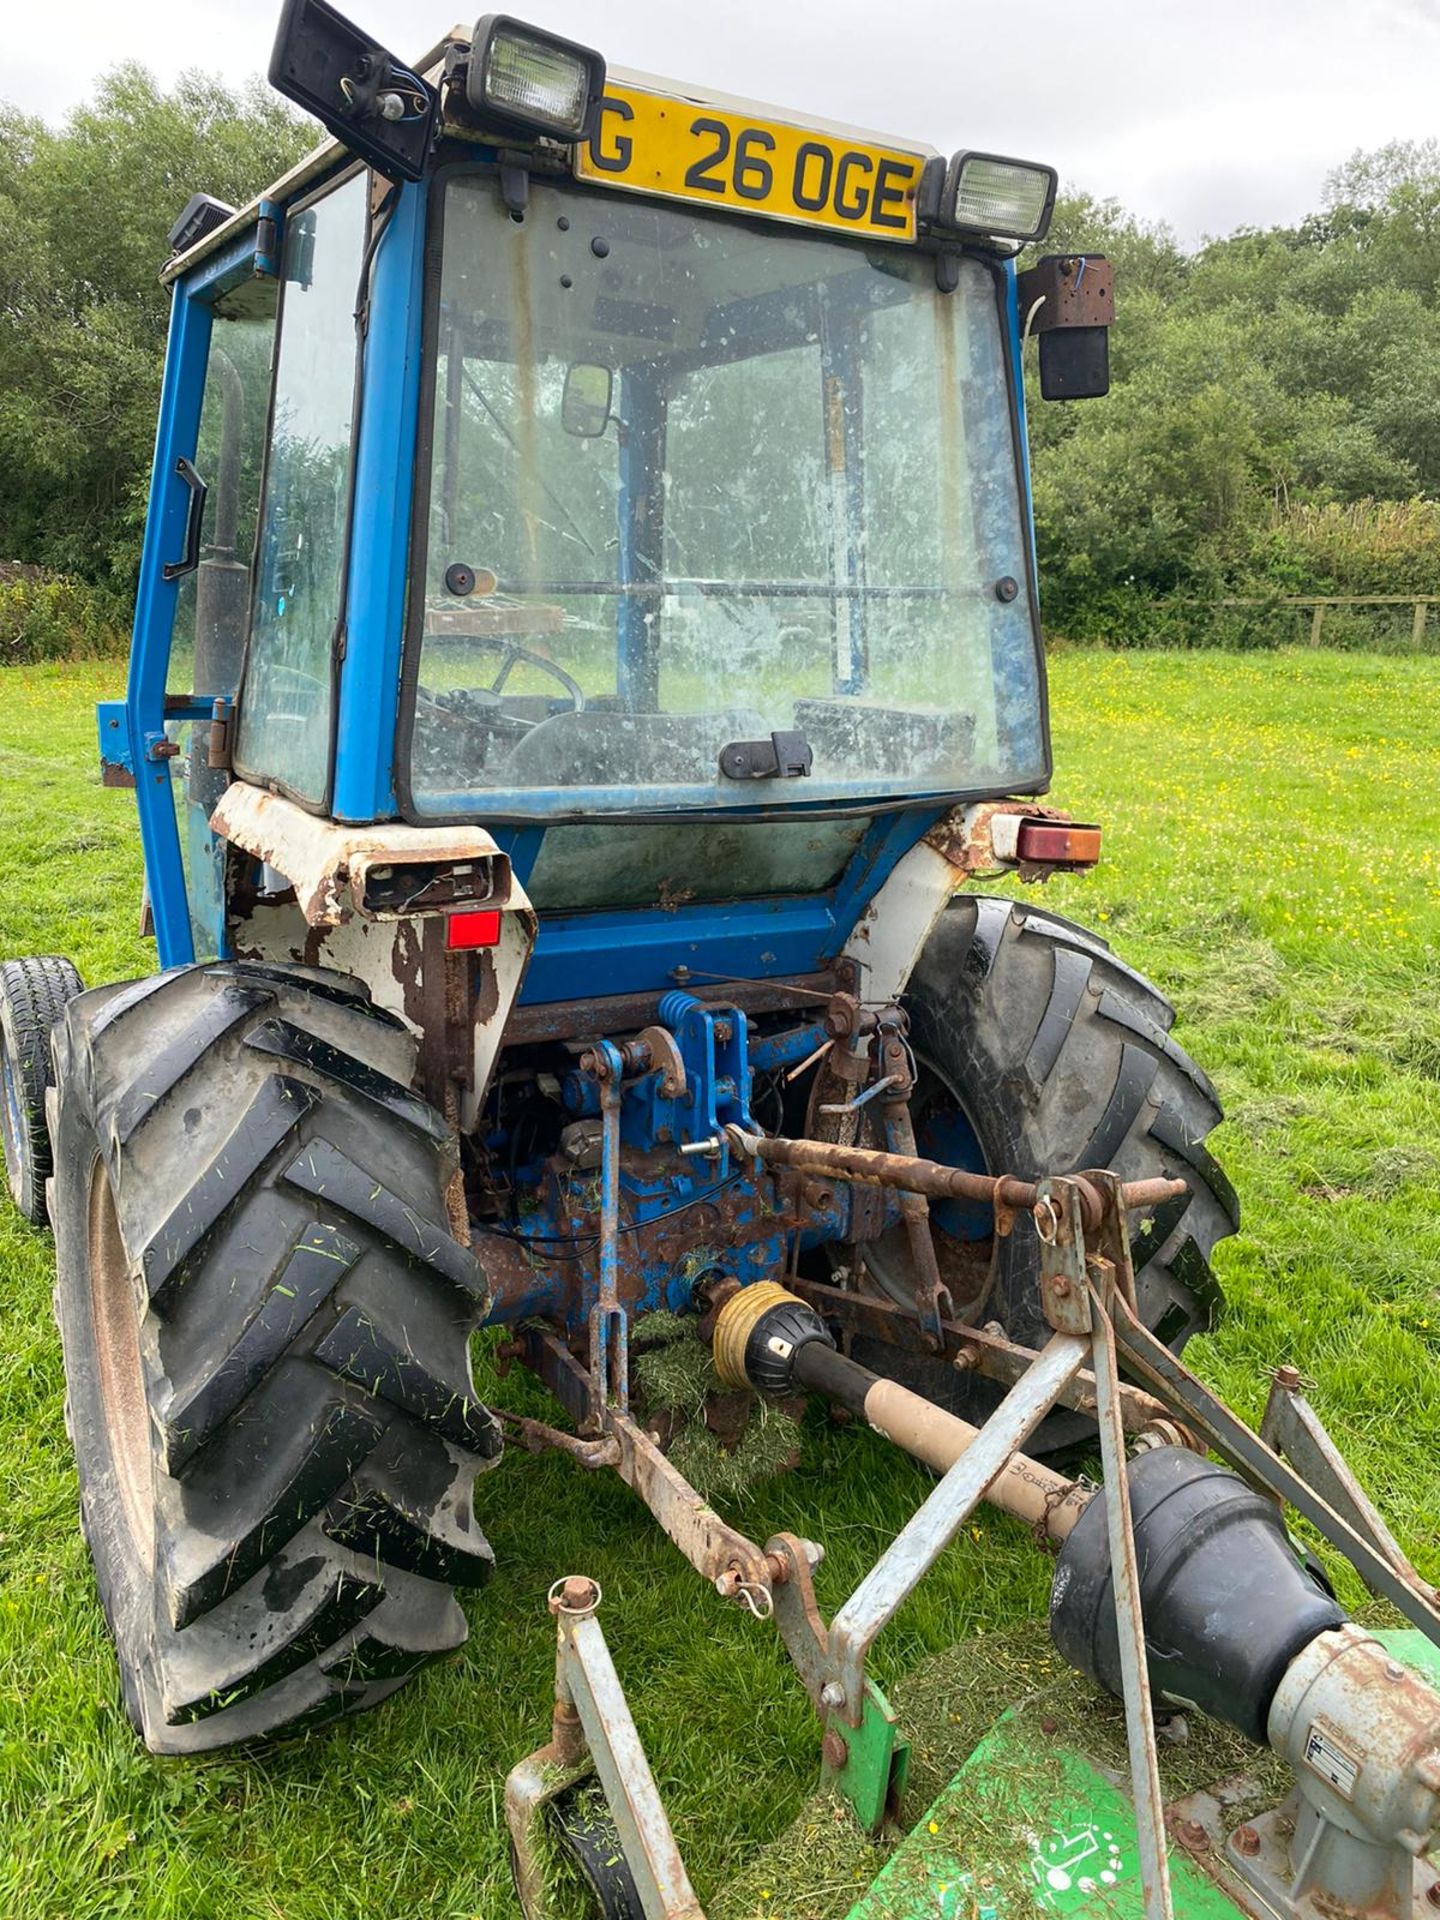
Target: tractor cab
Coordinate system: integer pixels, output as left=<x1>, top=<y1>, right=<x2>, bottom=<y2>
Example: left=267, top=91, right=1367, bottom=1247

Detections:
left=107, top=4, right=1111, bottom=998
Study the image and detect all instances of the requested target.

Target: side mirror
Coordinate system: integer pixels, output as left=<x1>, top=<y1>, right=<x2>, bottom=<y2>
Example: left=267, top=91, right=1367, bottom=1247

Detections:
left=1038, top=328, right=1110, bottom=400
left=269, top=0, right=437, bottom=183
left=1016, top=253, right=1114, bottom=402
left=561, top=363, right=614, bottom=438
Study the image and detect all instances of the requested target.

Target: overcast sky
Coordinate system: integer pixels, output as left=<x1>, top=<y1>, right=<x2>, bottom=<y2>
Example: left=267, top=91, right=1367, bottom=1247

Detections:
left=4, top=0, right=1438, bottom=244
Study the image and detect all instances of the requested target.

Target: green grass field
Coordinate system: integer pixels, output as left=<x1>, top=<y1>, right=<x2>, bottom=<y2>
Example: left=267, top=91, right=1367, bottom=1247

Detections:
left=2, top=650, right=1438, bottom=1919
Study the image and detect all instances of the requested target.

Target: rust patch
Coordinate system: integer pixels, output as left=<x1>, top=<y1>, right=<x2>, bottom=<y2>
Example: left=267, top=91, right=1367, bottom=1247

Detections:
left=732, top=1129, right=1186, bottom=1229
left=210, top=781, right=513, bottom=927
left=473, top=948, right=501, bottom=1025
left=444, top=1161, right=470, bottom=1247
left=300, top=923, right=329, bottom=970
left=415, top=916, right=452, bottom=1109
left=926, top=798, right=1076, bottom=879
left=444, top=947, right=474, bottom=1093
left=390, top=916, right=426, bottom=1031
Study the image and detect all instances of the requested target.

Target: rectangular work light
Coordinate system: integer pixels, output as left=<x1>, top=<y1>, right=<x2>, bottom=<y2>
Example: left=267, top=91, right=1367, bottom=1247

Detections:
left=943, top=151, right=1058, bottom=244
left=466, top=14, right=606, bottom=143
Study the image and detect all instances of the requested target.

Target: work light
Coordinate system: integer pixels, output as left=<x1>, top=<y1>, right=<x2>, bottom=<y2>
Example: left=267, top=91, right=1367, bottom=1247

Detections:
left=466, top=14, right=606, bottom=142
left=943, top=151, right=1057, bottom=244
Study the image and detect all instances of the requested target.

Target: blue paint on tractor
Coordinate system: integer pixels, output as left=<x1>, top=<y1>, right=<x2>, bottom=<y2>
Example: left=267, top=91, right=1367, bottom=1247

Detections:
left=104, top=212, right=283, bottom=969
left=123, top=277, right=215, bottom=969
left=481, top=998, right=860, bottom=1328
left=914, top=1102, right=991, bottom=1241
left=331, top=181, right=430, bottom=823
left=515, top=806, right=940, bottom=1003
left=748, top=1023, right=827, bottom=1074
left=520, top=896, right=842, bottom=1003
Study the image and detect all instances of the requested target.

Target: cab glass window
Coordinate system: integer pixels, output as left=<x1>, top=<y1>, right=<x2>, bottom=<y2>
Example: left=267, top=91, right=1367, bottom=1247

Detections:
left=404, top=171, right=1044, bottom=819
left=167, top=283, right=278, bottom=958
left=234, top=171, right=368, bottom=804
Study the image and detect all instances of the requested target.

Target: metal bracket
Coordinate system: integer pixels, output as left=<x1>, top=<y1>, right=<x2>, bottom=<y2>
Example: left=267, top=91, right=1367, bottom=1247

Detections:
left=821, top=1679, right=910, bottom=1834
left=1261, top=1370, right=1433, bottom=1599
left=97, top=700, right=135, bottom=788
left=1035, top=1175, right=1094, bottom=1336
left=506, top=1577, right=706, bottom=1920
left=1110, top=1295, right=1440, bottom=1644
left=765, top=1530, right=910, bottom=1832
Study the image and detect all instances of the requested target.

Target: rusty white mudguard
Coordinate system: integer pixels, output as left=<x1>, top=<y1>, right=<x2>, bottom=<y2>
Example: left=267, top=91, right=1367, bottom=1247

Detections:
left=210, top=781, right=535, bottom=1129
left=840, top=800, right=1079, bottom=1003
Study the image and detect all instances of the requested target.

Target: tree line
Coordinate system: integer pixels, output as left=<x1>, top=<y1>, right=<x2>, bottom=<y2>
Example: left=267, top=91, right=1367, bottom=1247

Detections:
left=0, top=68, right=307, bottom=656
left=3, top=66, right=1439, bottom=654
left=1029, top=147, right=1440, bottom=643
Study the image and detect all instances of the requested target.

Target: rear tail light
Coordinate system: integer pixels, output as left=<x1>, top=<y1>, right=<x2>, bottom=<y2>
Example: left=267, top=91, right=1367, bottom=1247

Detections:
left=1014, top=819, right=1102, bottom=869
left=446, top=909, right=503, bottom=950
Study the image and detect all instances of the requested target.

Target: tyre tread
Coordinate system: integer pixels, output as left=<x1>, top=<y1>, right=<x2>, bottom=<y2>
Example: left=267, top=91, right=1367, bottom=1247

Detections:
left=50, top=961, right=499, bottom=1753
left=1, top=955, right=84, bottom=1224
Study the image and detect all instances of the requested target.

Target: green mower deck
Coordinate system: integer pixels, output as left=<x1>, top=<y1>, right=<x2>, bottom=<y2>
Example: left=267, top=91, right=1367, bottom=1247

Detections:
left=847, top=1631, right=1440, bottom=1920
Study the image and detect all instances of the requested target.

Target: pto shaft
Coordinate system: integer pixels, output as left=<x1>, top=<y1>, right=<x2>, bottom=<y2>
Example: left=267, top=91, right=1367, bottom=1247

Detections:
left=801, top=1340, right=1091, bottom=1541
left=710, top=1282, right=1090, bottom=1542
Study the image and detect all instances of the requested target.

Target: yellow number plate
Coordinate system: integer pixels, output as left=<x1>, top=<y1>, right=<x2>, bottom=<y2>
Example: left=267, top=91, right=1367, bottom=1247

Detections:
left=575, top=85, right=925, bottom=242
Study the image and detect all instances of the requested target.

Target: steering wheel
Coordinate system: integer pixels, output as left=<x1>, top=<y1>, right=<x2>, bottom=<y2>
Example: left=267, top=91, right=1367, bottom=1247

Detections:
left=466, top=636, right=586, bottom=731
left=422, top=636, right=586, bottom=751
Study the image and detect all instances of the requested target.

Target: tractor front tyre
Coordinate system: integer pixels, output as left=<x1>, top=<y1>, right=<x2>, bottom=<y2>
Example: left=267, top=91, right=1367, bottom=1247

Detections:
left=48, top=960, right=501, bottom=1752
left=852, top=896, right=1239, bottom=1447
left=1, top=955, right=84, bottom=1226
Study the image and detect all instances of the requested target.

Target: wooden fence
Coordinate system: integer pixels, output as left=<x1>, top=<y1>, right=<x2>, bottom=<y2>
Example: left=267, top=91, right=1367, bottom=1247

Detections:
left=1208, top=594, right=1438, bottom=646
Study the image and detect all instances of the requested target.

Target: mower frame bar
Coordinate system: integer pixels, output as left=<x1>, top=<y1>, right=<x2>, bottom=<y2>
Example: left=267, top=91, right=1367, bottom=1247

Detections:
left=506, top=1580, right=705, bottom=1920
left=827, top=1328, right=1088, bottom=1722
left=1260, top=1372, right=1433, bottom=1598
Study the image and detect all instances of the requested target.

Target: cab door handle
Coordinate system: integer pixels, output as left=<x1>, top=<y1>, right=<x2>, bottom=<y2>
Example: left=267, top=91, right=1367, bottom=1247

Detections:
left=162, top=457, right=207, bottom=581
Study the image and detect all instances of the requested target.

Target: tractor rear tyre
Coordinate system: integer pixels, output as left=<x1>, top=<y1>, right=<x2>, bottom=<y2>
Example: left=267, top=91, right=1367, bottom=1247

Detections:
left=48, top=960, right=501, bottom=1752
left=852, top=896, right=1239, bottom=1448
left=2, top=955, right=84, bottom=1226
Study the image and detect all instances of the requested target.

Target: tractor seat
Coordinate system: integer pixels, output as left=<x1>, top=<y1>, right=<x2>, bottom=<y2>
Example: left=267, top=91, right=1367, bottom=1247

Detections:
left=501, top=708, right=768, bottom=787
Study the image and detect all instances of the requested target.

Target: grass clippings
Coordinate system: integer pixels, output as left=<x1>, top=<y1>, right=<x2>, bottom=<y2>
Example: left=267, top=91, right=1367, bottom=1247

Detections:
left=1, top=650, right=1437, bottom=1918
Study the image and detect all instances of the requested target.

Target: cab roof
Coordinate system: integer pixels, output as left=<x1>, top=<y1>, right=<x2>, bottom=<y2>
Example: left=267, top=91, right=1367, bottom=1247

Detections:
left=162, top=27, right=939, bottom=287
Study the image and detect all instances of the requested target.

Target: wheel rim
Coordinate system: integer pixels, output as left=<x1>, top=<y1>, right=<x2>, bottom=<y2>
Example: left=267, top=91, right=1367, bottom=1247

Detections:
left=87, top=1156, right=154, bottom=1569
left=1, top=1038, right=23, bottom=1192
left=860, top=1049, right=996, bottom=1320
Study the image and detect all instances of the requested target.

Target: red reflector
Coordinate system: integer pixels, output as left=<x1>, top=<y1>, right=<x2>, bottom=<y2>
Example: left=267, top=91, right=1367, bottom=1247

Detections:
left=1014, top=820, right=1102, bottom=868
left=445, top=909, right=502, bottom=950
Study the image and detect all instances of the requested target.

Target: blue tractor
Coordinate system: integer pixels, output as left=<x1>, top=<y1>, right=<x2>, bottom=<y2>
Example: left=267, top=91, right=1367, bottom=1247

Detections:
left=0, top=0, right=1249, bottom=1821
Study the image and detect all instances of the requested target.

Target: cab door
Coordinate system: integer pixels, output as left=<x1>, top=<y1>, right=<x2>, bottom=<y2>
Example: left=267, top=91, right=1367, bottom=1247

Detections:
left=102, top=212, right=283, bottom=967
